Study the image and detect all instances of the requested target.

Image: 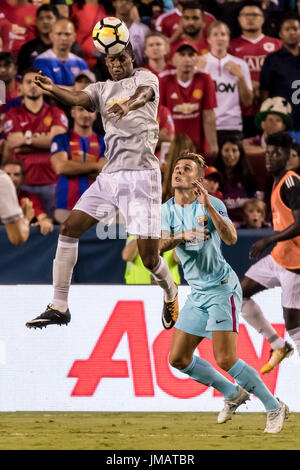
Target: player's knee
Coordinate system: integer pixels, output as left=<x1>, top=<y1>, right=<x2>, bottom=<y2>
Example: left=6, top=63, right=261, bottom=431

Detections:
left=60, top=220, right=80, bottom=239
left=141, top=254, right=159, bottom=272
left=168, top=354, right=190, bottom=370
left=215, top=354, right=235, bottom=372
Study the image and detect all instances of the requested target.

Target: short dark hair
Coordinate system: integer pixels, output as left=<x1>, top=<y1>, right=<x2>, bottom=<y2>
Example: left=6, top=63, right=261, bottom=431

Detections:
left=0, top=52, right=15, bottom=65
left=36, top=4, right=59, bottom=18
left=291, top=141, right=300, bottom=156
left=180, top=1, right=204, bottom=13
left=105, top=42, right=135, bottom=61
left=22, top=66, right=40, bottom=80
left=279, top=12, right=300, bottom=31
left=238, top=1, right=264, bottom=15
left=124, top=42, right=136, bottom=60
left=266, top=132, right=293, bottom=149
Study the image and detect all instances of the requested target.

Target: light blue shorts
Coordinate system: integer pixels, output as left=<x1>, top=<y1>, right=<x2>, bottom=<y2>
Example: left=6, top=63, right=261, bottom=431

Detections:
left=175, top=271, right=242, bottom=338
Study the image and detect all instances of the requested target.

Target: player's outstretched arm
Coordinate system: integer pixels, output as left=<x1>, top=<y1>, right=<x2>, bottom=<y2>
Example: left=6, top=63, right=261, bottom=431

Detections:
left=34, top=71, right=92, bottom=108
left=249, top=210, right=300, bottom=259
left=159, top=229, right=209, bottom=254
left=159, top=233, right=182, bottom=255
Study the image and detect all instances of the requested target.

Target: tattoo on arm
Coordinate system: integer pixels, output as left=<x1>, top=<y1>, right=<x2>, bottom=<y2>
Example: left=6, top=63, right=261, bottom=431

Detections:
left=205, top=206, right=237, bottom=245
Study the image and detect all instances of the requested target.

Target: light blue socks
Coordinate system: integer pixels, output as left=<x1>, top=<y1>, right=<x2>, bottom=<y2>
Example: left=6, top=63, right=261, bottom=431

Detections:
left=227, top=359, right=279, bottom=410
left=181, top=356, right=239, bottom=399
left=181, top=356, right=280, bottom=410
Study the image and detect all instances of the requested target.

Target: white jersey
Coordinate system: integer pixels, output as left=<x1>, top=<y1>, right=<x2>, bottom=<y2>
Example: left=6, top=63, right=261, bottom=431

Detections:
left=0, top=170, right=23, bottom=224
left=202, top=53, right=252, bottom=131
left=83, top=68, right=160, bottom=174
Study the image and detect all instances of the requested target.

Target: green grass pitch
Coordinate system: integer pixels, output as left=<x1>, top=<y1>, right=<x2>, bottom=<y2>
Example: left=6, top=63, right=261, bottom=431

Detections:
left=0, top=412, right=299, bottom=450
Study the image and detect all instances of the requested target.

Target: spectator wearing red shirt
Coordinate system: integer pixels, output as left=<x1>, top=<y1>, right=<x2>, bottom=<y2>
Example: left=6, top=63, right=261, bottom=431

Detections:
left=3, top=67, right=68, bottom=218
left=0, top=0, right=37, bottom=58
left=144, top=31, right=170, bottom=76
left=168, top=2, right=210, bottom=58
left=71, top=0, right=107, bottom=69
left=4, top=159, right=54, bottom=235
left=203, top=166, right=224, bottom=201
left=155, top=0, right=216, bottom=40
left=156, top=103, right=175, bottom=165
left=0, top=52, right=22, bottom=133
left=159, top=42, right=218, bottom=161
left=229, top=1, right=282, bottom=137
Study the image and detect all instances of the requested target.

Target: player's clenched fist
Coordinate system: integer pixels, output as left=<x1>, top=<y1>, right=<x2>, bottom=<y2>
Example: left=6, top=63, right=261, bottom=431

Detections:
left=107, top=101, right=130, bottom=120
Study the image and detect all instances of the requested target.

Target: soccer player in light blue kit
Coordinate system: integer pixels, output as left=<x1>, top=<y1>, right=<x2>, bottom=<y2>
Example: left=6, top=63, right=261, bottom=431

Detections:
left=159, top=151, right=288, bottom=433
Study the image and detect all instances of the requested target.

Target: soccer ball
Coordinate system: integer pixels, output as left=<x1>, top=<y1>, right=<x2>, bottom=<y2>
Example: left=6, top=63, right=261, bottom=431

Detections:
left=92, top=17, right=130, bottom=55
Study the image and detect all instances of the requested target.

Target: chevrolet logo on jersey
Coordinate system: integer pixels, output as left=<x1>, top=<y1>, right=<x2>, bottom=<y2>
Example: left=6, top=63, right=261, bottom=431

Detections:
left=173, top=102, right=199, bottom=114
left=107, top=97, right=129, bottom=108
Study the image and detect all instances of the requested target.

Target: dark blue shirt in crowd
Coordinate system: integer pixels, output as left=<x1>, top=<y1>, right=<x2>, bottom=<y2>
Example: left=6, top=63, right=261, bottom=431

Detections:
left=260, top=47, right=300, bottom=130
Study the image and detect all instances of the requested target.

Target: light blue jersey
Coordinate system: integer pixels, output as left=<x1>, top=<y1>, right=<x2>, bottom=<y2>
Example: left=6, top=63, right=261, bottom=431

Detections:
left=162, top=196, right=242, bottom=337
left=34, top=50, right=89, bottom=86
left=162, top=196, right=233, bottom=292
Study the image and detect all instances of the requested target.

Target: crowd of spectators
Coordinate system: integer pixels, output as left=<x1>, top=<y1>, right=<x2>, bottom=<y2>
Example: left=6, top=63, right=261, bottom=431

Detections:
left=1, top=0, right=300, bottom=240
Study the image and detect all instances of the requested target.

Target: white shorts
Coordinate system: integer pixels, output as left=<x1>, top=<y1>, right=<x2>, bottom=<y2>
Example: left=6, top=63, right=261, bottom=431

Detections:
left=245, top=254, right=300, bottom=308
left=73, top=168, right=162, bottom=238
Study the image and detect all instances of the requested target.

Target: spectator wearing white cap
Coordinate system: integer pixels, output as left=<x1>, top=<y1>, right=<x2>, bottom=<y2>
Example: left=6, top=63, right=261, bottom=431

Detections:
left=242, top=96, right=292, bottom=189
left=72, top=69, right=104, bottom=138
left=73, top=69, right=96, bottom=91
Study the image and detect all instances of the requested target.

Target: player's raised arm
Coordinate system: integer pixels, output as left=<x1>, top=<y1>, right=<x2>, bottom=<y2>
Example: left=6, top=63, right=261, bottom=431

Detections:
left=34, top=71, right=92, bottom=109
left=193, top=180, right=237, bottom=246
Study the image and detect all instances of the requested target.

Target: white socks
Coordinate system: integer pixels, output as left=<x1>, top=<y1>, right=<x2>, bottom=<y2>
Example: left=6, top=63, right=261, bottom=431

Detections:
left=150, top=256, right=177, bottom=301
left=287, top=327, right=300, bottom=355
left=242, top=298, right=285, bottom=350
left=52, top=234, right=79, bottom=312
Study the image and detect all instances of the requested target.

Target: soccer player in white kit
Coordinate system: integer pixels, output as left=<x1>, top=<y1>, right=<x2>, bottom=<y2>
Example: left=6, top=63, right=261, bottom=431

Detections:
left=26, top=43, right=178, bottom=329
left=0, top=169, right=30, bottom=245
